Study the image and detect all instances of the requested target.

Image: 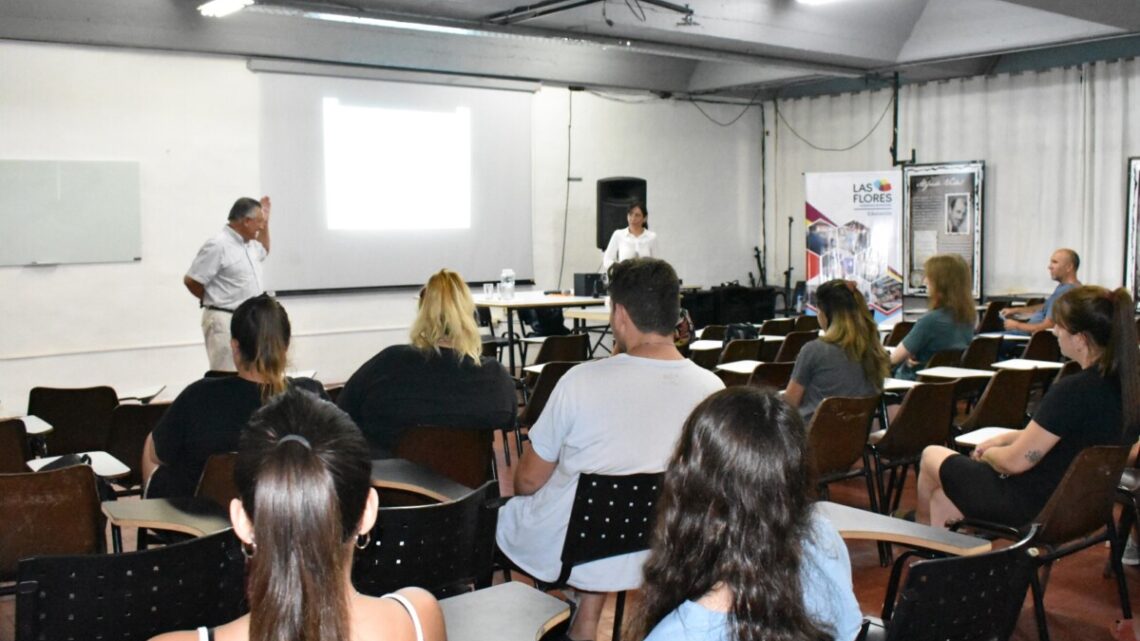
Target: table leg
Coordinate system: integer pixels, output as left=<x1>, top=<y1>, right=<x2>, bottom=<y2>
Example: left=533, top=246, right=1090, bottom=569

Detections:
left=111, top=524, right=123, bottom=554
left=506, top=309, right=517, bottom=375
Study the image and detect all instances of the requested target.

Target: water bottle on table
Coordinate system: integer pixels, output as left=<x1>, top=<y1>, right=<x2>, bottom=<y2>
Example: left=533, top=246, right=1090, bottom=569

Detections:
left=500, top=268, right=515, bottom=301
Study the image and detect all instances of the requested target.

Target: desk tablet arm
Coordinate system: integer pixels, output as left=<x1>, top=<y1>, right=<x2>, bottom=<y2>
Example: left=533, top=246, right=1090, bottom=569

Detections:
left=949, top=517, right=1022, bottom=539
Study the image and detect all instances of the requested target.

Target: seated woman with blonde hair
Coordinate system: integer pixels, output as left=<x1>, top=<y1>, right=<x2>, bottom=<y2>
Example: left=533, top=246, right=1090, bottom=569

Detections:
left=152, top=388, right=446, bottom=641
left=890, top=254, right=975, bottom=380
left=338, top=268, right=516, bottom=455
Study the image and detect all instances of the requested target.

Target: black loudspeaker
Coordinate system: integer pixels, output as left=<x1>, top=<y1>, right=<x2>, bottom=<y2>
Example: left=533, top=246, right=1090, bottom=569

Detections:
left=574, top=273, right=606, bottom=297
left=597, top=177, right=647, bottom=250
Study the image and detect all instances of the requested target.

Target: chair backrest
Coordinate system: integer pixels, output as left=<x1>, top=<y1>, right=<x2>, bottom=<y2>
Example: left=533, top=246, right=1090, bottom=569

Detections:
left=534, top=333, right=589, bottom=365
left=27, top=385, right=119, bottom=455
left=793, top=315, right=820, bottom=333
left=0, top=465, right=103, bottom=582
left=324, top=383, right=345, bottom=403
left=874, top=381, right=956, bottom=460
left=958, top=369, right=1035, bottom=431
left=195, top=452, right=239, bottom=507
left=1033, top=445, right=1131, bottom=546
left=883, top=321, right=914, bottom=347
left=394, top=426, right=495, bottom=488
left=975, top=300, right=1009, bottom=334
left=353, top=481, right=499, bottom=598
left=15, top=529, right=246, bottom=641
left=0, top=418, right=32, bottom=473
left=1053, top=360, right=1081, bottom=385
left=806, top=396, right=879, bottom=481
left=758, top=318, right=794, bottom=336
left=959, top=335, right=1001, bottom=370
left=773, top=330, right=818, bottom=363
left=718, top=338, right=764, bottom=364
left=1022, top=330, right=1061, bottom=362
left=557, top=472, right=664, bottom=586
left=699, top=324, right=728, bottom=341
left=105, top=402, right=170, bottom=490
left=521, top=361, right=579, bottom=427
left=883, top=527, right=1038, bottom=641
left=924, top=349, right=964, bottom=369
left=746, top=362, right=795, bottom=390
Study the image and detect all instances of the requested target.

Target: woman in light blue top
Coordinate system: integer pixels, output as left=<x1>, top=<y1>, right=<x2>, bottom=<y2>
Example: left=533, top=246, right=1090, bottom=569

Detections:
left=636, top=387, right=863, bottom=641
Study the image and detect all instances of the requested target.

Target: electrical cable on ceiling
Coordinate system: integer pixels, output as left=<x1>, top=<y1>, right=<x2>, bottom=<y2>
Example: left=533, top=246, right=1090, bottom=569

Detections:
left=586, top=89, right=657, bottom=104
left=624, top=0, right=647, bottom=21
left=774, top=92, right=894, bottom=152
left=687, top=88, right=764, bottom=127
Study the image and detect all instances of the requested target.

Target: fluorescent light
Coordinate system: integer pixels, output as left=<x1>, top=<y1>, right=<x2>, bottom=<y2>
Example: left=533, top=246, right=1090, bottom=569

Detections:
left=198, top=0, right=254, bottom=18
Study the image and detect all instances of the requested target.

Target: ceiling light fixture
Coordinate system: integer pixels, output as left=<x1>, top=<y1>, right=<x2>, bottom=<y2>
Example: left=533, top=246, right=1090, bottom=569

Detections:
left=795, top=0, right=844, bottom=5
left=198, top=0, right=254, bottom=18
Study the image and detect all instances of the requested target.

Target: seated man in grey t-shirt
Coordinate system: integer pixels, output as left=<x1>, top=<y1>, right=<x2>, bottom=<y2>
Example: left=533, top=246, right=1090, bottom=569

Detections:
left=1001, top=248, right=1081, bottom=336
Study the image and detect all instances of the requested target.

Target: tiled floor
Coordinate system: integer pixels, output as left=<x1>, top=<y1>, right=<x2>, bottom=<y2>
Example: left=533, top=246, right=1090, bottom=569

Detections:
left=2, top=431, right=1137, bottom=641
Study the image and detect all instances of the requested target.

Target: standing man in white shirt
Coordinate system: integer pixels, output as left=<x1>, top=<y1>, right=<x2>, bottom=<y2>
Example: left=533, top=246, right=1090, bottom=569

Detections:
left=602, top=201, right=657, bottom=271
left=184, top=196, right=272, bottom=371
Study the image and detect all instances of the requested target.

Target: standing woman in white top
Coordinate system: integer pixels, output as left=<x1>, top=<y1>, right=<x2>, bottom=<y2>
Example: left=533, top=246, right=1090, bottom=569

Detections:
left=151, top=389, right=446, bottom=641
left=602, top=201, right=658, bottom=270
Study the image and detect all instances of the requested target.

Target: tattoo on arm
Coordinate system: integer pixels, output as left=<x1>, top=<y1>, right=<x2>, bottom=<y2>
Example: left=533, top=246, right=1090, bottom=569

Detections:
left=1025, top=450, right=1043, bottom=465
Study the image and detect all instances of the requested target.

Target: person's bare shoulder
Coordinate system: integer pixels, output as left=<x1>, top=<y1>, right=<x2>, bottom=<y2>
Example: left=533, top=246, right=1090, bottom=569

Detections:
left=356, top=587, right=447, bottom=641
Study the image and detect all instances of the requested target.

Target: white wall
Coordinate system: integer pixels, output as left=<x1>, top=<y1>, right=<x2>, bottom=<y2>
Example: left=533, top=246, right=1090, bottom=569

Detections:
left=0, top=41, right=763, bottom=414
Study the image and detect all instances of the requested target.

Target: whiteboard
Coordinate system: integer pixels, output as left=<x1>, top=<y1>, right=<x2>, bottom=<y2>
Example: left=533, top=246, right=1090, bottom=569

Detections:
left=0, top=160, right=141, bottom=266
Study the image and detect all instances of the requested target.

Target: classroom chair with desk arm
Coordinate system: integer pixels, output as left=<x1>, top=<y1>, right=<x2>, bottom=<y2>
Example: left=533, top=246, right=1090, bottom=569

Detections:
left=392, top=425, right=497, bottom=493
left=948, top=444, right=1132, bottom=641
left=0, top=417, right=32, bottom=473
left=0, top=465, right=105, bottom=596
left=808, top=396, right=881, bottom=513
left=27, top=385, right=118, bottom=455
left=952, top=368, right=1034, bottom=438
left=353, top=480, right=500, bottom=599
left=15, top=528, right=247, bottom=641
left=497, top=472, right=664, bottom=641
left=105, top=401, right=170, bottom=497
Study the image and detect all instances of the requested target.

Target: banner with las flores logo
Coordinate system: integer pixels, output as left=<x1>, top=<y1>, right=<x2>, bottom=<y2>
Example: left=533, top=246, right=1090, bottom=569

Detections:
left=804, top=170, right=903, bottom=323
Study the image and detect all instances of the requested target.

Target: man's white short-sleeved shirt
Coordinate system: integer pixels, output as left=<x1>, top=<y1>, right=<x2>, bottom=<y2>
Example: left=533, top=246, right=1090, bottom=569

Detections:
left=186, top=226, right=267, bottom=309
left=496, top=354, right=723, bottom=591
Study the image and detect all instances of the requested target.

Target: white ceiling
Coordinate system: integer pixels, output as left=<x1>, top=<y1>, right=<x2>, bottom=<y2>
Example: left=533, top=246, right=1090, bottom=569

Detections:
left=2, top=0, right=1139, bottom=96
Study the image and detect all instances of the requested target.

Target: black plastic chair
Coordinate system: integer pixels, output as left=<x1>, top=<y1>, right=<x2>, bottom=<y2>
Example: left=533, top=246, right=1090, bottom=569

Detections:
left=27, top=385, right=118, bottom=455
left=860, top=526, right=1039, bottom=641
left=15, top=529, right=247, bottom=641
left=544, top=472, right=664, bottom=641
left=353, top=481, right=499, bottom=598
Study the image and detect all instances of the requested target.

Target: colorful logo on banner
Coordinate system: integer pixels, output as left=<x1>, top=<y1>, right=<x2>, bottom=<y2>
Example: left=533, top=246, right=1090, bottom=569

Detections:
left=804, top=171, right=903, bottom=322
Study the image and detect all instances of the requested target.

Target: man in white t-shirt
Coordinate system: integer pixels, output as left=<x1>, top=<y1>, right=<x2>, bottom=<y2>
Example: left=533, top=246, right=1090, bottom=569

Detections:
left=184, top=196, right=271, bottom=371
left=496, top=257, right=723, bottom=641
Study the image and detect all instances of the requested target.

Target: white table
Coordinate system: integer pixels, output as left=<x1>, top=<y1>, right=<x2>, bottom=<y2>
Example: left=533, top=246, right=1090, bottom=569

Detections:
left=818, top=501, right=991, bottom=556
left=883, top=377, right=921, bottom=392
left=117, top=384, right=167, bottom=404
left=689, top=339, right=724, bottom=351
left=978, top=331, right=1032, bottom=342
left=955, top=426, right=1017, bottom=448
left=18, top=415, right=53, bottom=435
left=440, top=581, right=570, bottom=641
left=715, top=359, right=762, bottom=374
left=28, top=450, right=130, bottom=479
left=992, top=358, right=1064, bottom=371
left=915, top=366, right=995, bottom=380
left=475, top=293, right=605, bottom=372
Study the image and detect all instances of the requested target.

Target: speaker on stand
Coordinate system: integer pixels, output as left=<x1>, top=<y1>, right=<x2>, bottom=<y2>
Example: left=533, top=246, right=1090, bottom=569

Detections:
left=596, top=177, right=647, bottom=251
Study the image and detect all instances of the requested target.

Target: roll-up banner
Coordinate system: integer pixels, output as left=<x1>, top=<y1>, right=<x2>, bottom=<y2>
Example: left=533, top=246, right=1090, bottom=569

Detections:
left=804, top=170, right=903, bottom=323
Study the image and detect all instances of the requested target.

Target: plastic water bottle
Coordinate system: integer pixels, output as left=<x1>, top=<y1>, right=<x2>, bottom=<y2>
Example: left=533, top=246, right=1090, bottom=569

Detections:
left=500, top=268, right=515, bottom=301
left=795, top=294, right=804, bottom=314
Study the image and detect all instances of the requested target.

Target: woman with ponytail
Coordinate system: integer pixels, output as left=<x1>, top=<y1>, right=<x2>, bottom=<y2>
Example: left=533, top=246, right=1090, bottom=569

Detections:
left=918, top=286, right=1140, bottom=528
left=784, top=279, right=889, bottom=422
left=636, top=387, right=863, bottom=641
left=144, top=294, right=327, bottom=498
left=154, top=388, right=446, bottom=641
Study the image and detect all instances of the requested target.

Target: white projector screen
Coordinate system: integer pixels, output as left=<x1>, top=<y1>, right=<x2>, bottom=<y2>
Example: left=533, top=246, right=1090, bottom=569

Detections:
left=258, top=72, right=534, bottom=291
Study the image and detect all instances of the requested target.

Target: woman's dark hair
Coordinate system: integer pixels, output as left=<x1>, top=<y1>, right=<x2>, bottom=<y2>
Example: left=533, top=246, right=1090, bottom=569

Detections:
left=815, top=279, right=889, bottom=391
left=235, top=388, right=372, bottom=641
left=628, top=201, right=648, bottom=229
left=231, top=294, right=291, bottom=400
left=636, top=387, right=832, bottom=641
left=1052, top=286, right=1140, bottom=437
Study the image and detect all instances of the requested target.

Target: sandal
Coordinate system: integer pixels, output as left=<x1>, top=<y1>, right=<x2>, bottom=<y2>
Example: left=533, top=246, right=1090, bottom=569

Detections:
left=1110, top=619, right=1140, bottom=641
